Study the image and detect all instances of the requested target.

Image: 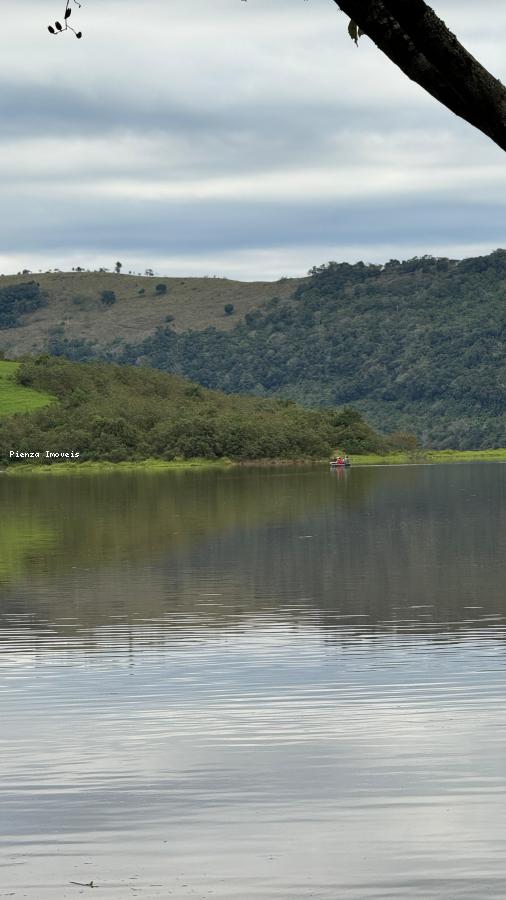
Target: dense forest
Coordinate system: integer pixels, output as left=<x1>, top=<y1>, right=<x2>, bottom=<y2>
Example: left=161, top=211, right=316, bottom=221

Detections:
left=0, top=357, right=403, bottom=466
left=44, top=250, right=506, bottom=449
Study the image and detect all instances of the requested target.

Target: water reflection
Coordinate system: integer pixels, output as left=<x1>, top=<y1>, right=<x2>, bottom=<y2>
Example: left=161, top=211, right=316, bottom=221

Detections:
left=1, top=464, right=506, bottom=898
left=1, top=464, right=506, bottom=638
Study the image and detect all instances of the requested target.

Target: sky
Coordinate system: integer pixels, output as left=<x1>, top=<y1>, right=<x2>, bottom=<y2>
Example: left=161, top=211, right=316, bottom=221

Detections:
left=0, top=0, right=504, bottom=281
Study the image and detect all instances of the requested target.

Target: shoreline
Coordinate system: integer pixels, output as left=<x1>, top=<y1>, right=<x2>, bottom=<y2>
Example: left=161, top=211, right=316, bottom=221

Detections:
left=0, top=458, right=234, bottom=475
left=351, top=449, right=506, bottom=466
left=1, top=448, right=506, bottom=475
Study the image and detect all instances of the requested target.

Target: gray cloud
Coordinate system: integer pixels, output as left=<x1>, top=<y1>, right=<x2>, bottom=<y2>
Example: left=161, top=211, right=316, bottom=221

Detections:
left=1, top=193, right=503, bottom=254
left=0, top=0, right=504, bottom=279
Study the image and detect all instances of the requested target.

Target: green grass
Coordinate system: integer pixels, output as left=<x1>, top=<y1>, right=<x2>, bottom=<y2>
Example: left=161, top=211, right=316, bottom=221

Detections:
left=3, top=457, right=235, bottom=475
left=0, top=361, right=54, bottom=416
left=348, top=451, right=429, bottom=466
left=427, top=449, right=506, bottom=463
left=351, top=449, right=506, bottom=466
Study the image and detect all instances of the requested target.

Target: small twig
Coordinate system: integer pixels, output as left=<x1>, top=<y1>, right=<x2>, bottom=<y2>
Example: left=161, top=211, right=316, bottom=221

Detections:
left=69, top=881, right=95, bottom=889
left=48, top=0, right=83, bottom=39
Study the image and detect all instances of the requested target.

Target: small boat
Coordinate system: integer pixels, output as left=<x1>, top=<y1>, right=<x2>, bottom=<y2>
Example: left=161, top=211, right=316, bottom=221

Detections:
left=330, top=458, right=350, bottom=468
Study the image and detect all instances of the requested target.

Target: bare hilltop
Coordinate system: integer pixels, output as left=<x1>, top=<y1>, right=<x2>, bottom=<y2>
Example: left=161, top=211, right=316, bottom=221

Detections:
left=0, top=270, right=301, bottom=358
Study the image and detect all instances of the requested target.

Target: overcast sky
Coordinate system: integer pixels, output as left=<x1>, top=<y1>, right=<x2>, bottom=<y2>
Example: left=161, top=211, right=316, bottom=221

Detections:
left=0, top=0, right=504, bottom=280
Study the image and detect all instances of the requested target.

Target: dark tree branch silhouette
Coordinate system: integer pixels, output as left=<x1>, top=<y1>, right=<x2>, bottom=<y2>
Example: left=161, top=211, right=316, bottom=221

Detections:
left=335, top=0, right=506, bottom=151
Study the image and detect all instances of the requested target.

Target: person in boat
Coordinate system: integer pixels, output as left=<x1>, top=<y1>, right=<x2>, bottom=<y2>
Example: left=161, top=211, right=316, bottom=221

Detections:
left=337, top=455, right=344, bottom=465
left=344, top=454, right=350, bottom=466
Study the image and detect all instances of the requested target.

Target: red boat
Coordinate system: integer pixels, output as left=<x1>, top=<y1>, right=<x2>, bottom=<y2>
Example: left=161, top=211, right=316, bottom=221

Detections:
left=330, top=457, right=350, bottom=468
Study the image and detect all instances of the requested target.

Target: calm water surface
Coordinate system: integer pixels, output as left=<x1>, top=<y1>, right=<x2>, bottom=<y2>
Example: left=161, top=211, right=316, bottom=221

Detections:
left=1, top=464, right=506, bottom=898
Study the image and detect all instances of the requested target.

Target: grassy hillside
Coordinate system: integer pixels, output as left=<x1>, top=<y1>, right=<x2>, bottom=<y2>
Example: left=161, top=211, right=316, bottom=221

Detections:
left=0, top=360, right=53, bottom=416
left=0, top=357, right=397, bottom=467
left=0, top=271, right=301, bottom=358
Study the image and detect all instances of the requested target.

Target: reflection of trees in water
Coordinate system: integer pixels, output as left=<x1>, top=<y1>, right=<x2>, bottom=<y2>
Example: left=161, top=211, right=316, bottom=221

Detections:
left=0, top=518, right=58, bottom=583
left=0, top=467, right=373, bottom=620
left=216, top=465, right=506, bottom=637
left=0, top=467, right=351, bottom=584
left=1, top=466, right=506, bottom=646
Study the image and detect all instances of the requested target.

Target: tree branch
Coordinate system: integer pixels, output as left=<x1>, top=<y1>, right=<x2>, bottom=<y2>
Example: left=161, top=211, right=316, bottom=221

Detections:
left=334, top=0, right=506, bottom=151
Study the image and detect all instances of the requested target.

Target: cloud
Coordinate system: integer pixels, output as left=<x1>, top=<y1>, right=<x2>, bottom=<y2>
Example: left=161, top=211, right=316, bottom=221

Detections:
left=0, top=0, right=504, bottom=279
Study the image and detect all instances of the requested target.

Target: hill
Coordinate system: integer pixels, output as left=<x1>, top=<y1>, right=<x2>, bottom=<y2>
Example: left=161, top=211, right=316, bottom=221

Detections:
left=0, top=271, right=300, bottom=358
left=1, top=250, right=506, bottom=448
left=115, top=251, right=506, bottom=449
left=0, top=360, right=53, bottom=417
left=0, top=357, right=397, bottom=467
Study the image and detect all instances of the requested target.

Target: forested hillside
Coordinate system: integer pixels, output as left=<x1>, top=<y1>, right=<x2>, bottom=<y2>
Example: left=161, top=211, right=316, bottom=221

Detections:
left=0, top=357, right=396, bottom=466
left=114, top=251, right=506, bottom=449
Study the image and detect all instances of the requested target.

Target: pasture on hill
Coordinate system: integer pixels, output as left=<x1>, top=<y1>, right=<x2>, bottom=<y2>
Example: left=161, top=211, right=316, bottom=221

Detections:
left=0, top=271, right=301, bottom=359
left=0, top=360, right=53, bottom=417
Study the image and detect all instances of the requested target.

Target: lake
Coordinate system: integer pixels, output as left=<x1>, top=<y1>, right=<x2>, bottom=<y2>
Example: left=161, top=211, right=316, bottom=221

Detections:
left=1, top=463, right=506, bottom=899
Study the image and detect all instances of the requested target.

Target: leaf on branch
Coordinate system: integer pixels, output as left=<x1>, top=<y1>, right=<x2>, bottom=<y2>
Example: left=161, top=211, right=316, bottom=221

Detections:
left=348, top=20, right=358, bottom=45
left=55, top=21, right=63, bottom=31
left=48, top=25, right=55, bottom=33
left=76, top=31, right=82, bottom=38
left=65, top=7, right=72, bottom=17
